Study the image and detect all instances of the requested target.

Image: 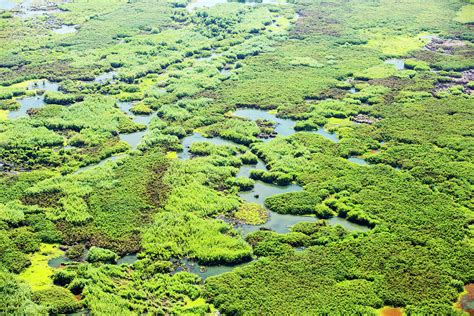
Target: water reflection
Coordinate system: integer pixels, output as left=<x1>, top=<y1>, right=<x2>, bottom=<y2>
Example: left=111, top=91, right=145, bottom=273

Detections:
left=179, top=132, right=237, bottom=160
left=187, top=0, right=286, bottom=11
left=7, top=96, right=45, bottom=119
left=385, top=58, right=405, bottom=70
left=234, top=108, right=295, bottom=137
left=176, top=259, right=248, bottom=279
left=48, top=255, right=72, bottom=268
left=237, top=159, right=266, bottom=178
left=117, top=254, right=138, bottom=265
left=311, top=128, right=339, bottom=143
left=94, top=71, right=117, bottom=83
left=347, top=157, right=368, bottom=166
left=53, top=25, right=77, bottom=34
left=238, top=181, right=303, bottom=206
left=27, top=80, right=59, bottom=92
left=0, top=0, right=16, bottom=10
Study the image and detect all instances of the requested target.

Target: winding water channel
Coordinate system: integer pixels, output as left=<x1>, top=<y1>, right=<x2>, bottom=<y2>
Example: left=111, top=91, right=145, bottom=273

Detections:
left=180, top=108, right=370, bottom=235
left=52, top=106, right=372, bottom=279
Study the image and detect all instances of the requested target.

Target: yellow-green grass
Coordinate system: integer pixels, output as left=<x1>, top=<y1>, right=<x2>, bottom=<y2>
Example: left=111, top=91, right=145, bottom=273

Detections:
left=234, top=203, right=268, bottom=225
left=166, top=151, right=178, bottom=159
left=365, top=32, right=431, bottom=56
left=18, top=244, right=63, bottom=291
left=0, top=110, right=7, bottom=120
left=326, top=117, right=354, bottom=130
left=455, top=5, right=474, bottom=24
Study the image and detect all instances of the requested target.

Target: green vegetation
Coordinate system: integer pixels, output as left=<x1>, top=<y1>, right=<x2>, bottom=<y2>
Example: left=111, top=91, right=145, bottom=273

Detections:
left=86, top=247, right=118, bottom=264
left=234, top=203, right=268, bottom=225
left=0, top=0, right=472, bottom=314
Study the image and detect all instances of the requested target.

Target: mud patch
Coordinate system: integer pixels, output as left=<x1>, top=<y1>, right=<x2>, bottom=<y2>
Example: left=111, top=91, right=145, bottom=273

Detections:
left=425, top=37, right=467, bottom=55
left=457, top=284, right=474, bottom=316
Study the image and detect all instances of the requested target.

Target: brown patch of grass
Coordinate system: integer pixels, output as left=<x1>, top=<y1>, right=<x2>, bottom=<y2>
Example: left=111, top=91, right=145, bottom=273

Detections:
left=379, top=306, right=403, bottom=316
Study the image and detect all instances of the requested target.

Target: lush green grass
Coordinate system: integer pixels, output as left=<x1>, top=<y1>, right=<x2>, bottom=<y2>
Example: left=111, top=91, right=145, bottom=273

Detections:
left=0, top=0, right=472, bottom=314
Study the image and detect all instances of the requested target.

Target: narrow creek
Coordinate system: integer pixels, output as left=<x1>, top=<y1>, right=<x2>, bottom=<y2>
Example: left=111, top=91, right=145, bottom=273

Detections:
left=117, top=101, right=153, bottom=150
left=52, top=106, right=372, bottom=280
left=179, top=107, right=371, bottom=236
left=169, top=107, right=371, bottom=278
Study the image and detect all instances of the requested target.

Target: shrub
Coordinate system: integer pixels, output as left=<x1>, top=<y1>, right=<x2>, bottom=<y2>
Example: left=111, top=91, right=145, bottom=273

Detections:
left=32, top=286, right=80, bottom=314
left=44, top=92, right=80, bottom=105
left=234, top=203, right=268, bottom=225
left=86, top=247, right=118, bottom=264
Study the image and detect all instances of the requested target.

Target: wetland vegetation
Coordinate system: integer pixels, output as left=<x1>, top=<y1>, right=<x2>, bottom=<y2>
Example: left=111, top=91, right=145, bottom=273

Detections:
left=0, top=0, right=473, bottom=315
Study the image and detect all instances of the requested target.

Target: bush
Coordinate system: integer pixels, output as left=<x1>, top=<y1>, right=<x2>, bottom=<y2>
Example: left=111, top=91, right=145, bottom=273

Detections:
left=53, top=270, right=77, bottom=287
left=32, top=286, right=80, bottom=314
left=265, top=192, right=321, bottom=215
left=86, top=247, right=118, bottom=264
left=234, top=203, right=268, bottom=225
left=227, top=177, right=255, bottom=191
left=44, top=92, right=80, bottom=105
left=65, top=244, right=85, bottom=260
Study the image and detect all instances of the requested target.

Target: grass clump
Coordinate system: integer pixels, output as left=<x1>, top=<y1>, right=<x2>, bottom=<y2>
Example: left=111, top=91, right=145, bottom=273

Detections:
left=234, top=203, right=268, bottom=225
left=142, top=212, right=252, bottom=264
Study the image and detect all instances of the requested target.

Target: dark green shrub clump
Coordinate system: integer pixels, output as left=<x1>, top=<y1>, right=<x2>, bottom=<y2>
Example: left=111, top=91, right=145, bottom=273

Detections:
left=32, top=286, right=80, bottom=314
left=86, top=247, right=118, bottom=264
left=44, top=92, right=82, bottom=105
left=65, top=244, right=85, bottom=260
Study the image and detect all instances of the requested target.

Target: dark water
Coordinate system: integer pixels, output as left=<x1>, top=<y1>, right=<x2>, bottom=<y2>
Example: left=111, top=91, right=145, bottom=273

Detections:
left=7, top=96, right=45, bottom=119
left=48, top=253, right=138, bottom=268
left=176, top=259, right=248, bottom=279
left=48, top=255, right=72, bottom=268
left=117, top=254, right=138, bottom=265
